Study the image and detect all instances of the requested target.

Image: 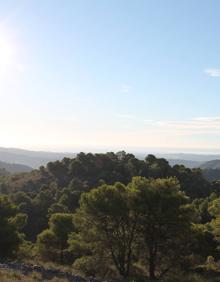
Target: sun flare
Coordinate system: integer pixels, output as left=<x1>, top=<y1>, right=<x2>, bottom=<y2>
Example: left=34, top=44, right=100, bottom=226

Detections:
left=0, top=36, right=15, bottom=73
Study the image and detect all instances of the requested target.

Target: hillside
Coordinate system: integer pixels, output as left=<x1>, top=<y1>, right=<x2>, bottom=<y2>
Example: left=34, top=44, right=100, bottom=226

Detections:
left=0, top=151, right=220, bottom=281
left=2, top=147, right=220, bottom=170
left=135, top=152, right=220, bottom=168
left=0, top=160, right=32, bottom=173
left=200, top=160, right=220, bottom=181
left=167, top=158, right=201, bottom=168
left=136, top=152, right=220, bottom=162
left=158, top=153, right=220, bottom=162
left=0, top=152, right=212, bottom=204
left=0, top=152, right=219, bottom=281
left=0, top=147, right=76, bottom=169
left=200, top=159, right=220, bottom=170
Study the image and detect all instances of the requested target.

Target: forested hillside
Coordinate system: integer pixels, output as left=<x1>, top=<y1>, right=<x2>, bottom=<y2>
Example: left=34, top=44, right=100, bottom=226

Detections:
left=201, top=160, right=220, bottom=170
left=0, top=160, right=32, bottom=173
left=1, top=152, right=220, bottom=281
left=0, top=147, right=76, bottom=168
left=203, top=169, right=220, bottom=182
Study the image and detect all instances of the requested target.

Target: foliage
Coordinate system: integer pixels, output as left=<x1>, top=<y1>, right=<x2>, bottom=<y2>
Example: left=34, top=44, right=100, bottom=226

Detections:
left=128, top=177, right=194, bottom=280
left=1, top=152, right=220, bottom=281
left=73, top=181, right=139, bottom=278
left=73, top=177, right=195, bottom=280
left=0, top=195, right=22, bottom=259
left=37, top=213, right=74, bottom=263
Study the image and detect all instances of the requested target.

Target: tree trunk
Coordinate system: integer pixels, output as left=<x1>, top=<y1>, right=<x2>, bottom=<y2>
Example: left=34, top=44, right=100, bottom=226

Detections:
left=60, top=244, right=64, bottom=264
left=149, top=246, right=156, bottom=280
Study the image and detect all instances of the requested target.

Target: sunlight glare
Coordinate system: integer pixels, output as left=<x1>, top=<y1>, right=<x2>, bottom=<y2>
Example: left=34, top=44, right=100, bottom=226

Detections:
left=0, top=35, right=15, bottom=74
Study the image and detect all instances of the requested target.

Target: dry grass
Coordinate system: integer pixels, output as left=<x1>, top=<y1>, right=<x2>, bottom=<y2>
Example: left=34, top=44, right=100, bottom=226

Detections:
left=0, top=269, right=68, bottom=282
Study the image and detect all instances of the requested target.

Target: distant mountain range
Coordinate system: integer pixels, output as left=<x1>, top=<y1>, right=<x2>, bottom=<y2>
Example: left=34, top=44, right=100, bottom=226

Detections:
left=0, top=147, right=220, bottom=173
left=154, top=153, right=220, bottom=163
left=161, top=156, right=220, bottom=171
left=135, top=152, right=220, bottom=169
left=167, top=158, right=220, bottom=170
left=167, top=159, right=202, bottom=168
left=200, top=160, right=220, bottom=170
left=164, top=156, right=220, bottom=170
left=0, top=147, right=76, bottom=169
left=0, top=161, right=32, bottom=173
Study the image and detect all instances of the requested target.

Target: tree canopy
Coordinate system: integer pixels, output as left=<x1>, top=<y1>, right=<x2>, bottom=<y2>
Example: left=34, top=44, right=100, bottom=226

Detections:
left=0, top=152, right=220, bottom=281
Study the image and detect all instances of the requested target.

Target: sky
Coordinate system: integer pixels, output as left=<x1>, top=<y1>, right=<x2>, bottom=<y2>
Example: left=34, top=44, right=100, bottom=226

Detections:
left=1, top=0, right=220, bottom=153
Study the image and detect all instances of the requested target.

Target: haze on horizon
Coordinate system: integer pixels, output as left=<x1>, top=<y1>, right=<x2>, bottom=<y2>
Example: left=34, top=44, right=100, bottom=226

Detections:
left=1, top=1, right=220, bottom=153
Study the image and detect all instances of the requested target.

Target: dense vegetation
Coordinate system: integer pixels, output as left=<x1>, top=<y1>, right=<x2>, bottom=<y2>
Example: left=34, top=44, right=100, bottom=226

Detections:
left=1, top=152, right=220, bottom=281
left=203, top=169, right=220, bottom=182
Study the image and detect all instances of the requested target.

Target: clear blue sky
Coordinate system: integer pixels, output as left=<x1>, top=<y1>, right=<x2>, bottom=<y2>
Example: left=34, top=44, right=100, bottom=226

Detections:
left=0, top=0, right=220, bottom=152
